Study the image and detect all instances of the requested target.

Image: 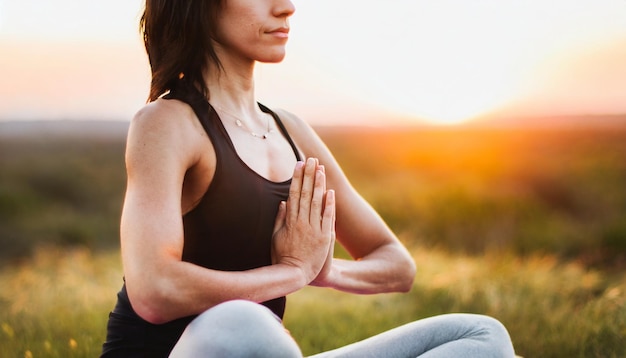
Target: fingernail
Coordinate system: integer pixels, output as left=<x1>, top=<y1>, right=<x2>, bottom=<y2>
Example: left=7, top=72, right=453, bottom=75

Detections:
left=295, top=161, right=304, bottom=169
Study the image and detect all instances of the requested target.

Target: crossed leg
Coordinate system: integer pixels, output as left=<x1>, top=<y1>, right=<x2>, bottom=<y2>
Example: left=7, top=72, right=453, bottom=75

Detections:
left=169, top=300, right=515, bottom=358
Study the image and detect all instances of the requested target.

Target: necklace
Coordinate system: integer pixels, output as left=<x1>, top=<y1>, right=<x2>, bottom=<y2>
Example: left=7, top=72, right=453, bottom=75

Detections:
left=215, top=106, right=275, bottom=139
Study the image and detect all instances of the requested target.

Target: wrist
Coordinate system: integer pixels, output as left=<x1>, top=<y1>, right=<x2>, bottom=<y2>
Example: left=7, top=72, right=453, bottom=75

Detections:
left=275, top=262, right=309, bottom=290
left=309, top=259, right=339, bottom=288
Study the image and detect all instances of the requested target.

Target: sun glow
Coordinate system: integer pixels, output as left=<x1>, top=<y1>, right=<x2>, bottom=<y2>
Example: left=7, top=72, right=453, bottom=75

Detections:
left=371, top=56, right=530, bottom=125
left=285, top=0, right=626, bottom=126
left=1, top=0, right=626, bottom=125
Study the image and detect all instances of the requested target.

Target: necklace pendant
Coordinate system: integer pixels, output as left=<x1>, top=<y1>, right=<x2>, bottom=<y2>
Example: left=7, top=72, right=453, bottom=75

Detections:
left=217, top=107, right=272, bottom=140
left=251, top=132, right=267, bottom=139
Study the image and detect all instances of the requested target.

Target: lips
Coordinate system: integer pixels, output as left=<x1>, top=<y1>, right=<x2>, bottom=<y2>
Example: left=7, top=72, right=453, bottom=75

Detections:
left=266, top=27, right=289, bottom=38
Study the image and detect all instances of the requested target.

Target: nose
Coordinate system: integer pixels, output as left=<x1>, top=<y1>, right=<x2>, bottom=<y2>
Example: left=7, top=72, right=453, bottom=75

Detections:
left=274, top=0, right=295, bottom=18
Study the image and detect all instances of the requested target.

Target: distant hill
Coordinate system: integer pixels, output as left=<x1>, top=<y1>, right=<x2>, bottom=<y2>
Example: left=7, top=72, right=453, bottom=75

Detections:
left=1, top=114, right=625, bottom=140
left=0, top=120, right=130, bottom=139
left=467, top=113, right=626, bottom=129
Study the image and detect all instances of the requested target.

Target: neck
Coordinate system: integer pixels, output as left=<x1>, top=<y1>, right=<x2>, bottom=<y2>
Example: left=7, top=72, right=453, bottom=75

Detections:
left=204, top=45, right=260, bottom=117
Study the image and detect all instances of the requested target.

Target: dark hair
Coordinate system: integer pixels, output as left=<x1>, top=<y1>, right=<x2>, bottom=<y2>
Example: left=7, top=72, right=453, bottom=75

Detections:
left=140, top=0, right=224, bottom=102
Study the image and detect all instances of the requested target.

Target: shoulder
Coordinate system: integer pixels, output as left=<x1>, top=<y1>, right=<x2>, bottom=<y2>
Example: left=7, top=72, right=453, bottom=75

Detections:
left=272, top=108, right=326, bottom=156
left=272, top=108, right=309, bottom=134
left=131, top=98, right=198, bottom=137
left=272, top=107, right=353, bottom=187
left=126, top=98, right=208, bottom=170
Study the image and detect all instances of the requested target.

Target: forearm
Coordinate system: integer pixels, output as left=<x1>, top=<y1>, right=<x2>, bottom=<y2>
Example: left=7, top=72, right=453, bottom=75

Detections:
left=126, top=260, right=306, bottom=324
left=315, top=244, right=416, bottom=294
left=122, top=158, right=334, bottom=324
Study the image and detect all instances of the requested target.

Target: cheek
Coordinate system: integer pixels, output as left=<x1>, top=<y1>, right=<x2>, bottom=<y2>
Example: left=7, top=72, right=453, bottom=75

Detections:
left=218, top=16, right=261, bottom=45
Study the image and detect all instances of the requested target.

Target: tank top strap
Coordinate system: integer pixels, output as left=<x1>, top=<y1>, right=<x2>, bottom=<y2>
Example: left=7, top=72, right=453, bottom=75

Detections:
left=258, top=103, right=302, bottom=162
left=164, top=80, right=301, bottom=163
left=162, top=81, right=233, bottom=159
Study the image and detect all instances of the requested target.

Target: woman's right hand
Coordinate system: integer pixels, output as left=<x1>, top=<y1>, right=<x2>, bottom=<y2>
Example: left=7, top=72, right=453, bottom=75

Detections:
left=272, top=158, right=336, bottom=284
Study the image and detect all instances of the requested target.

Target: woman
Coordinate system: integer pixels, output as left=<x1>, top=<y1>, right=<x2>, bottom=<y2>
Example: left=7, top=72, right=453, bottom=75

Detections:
left=102, top=0, right=516, bottom=356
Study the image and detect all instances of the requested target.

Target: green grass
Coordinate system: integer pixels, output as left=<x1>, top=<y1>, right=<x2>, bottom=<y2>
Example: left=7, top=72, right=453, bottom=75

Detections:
left=1, top=247, right=625, bottom=357
left=0, top=135, right=126, bottom=261
left=2, top=126, right=626, bottom=264
left=0, top=248, right=120, bottom=357
left=288, top=247, right=626, bottom=357
left=319, top=126, right=626, bottom=265
left=1, top=123, right=626, bottom=356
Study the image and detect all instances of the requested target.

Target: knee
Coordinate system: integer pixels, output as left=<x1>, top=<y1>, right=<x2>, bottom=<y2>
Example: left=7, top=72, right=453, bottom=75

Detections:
left=471, top=315, right=516, bottom=357
left=207, top=299, right=281, bottom=325
left=170, top=300, right=302, bottom=358
left=476, top=315, right=510, bottom=340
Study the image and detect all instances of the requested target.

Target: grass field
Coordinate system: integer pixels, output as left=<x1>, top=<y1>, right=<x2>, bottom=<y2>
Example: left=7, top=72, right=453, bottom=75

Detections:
left=1, top=246, right=624, bottom=357
left=1, top=122, right=625, bottom=356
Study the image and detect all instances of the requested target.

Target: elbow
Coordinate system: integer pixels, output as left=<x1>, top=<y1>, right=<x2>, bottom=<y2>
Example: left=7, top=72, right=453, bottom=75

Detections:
left=126, top=279, right=175, bottom=325
left=397, top=255, right=416, bottom=293
left=377, top=243, right=416, bottom=293
left=133, top=297, right=170, bottom=325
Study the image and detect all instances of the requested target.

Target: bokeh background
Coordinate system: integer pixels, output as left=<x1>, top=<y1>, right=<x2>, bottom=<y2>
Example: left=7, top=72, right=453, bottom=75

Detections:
left=1, top=1, right=626, bottom=357
left=2, top=0, right=626, bottom=124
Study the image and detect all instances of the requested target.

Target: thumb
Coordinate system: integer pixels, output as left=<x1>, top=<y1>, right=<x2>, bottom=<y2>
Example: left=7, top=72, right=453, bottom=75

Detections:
left=272, top=201, right=287, bottom=235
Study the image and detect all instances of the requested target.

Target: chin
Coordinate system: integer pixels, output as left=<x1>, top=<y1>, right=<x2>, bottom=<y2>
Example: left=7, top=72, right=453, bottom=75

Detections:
left=259, top=55, right=286, bottom=63
left=263, top=57, right=286, bottom=64
left=257, top=48, right=287, bottom=63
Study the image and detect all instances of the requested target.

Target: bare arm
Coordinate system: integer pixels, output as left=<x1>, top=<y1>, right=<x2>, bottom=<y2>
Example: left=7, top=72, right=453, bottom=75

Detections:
left=276, top=109, right=417, bottom=294
left=121, top=101, right=334, bottom=324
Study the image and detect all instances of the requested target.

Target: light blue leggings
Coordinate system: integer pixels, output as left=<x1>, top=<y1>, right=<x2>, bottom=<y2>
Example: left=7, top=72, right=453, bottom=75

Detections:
left=169, top=300, right=516, bottom=358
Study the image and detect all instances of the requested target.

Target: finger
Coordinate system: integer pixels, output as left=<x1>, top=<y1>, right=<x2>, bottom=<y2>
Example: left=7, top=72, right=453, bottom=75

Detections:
left=287, top=161, right=305, bottom=222
left=328, top=229, right=336, bottom=262
left=310, top=168, right=326, bottom=225
left=298, top=158, right=318, bottom=218
left=327, top=202, right=336, bottom=256
left=318, top=164, right=327, bottom=208
left=272, top=201, right=287, bottom=236
left=321, top=189, right=335, bottom=235
left=319, top=164, right=326, bottom=191
left=328, top=192, right=336, bottom=261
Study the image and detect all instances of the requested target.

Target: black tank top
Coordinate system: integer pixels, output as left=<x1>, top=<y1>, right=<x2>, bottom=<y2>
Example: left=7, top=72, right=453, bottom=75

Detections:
left=101, top=82, right=301, bottom=357
left=177, top=81, right=301, bottom=316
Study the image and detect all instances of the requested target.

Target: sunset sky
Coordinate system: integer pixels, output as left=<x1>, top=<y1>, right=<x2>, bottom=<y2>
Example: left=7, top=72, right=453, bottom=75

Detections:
left=1, top=0, right=625, bottom=126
